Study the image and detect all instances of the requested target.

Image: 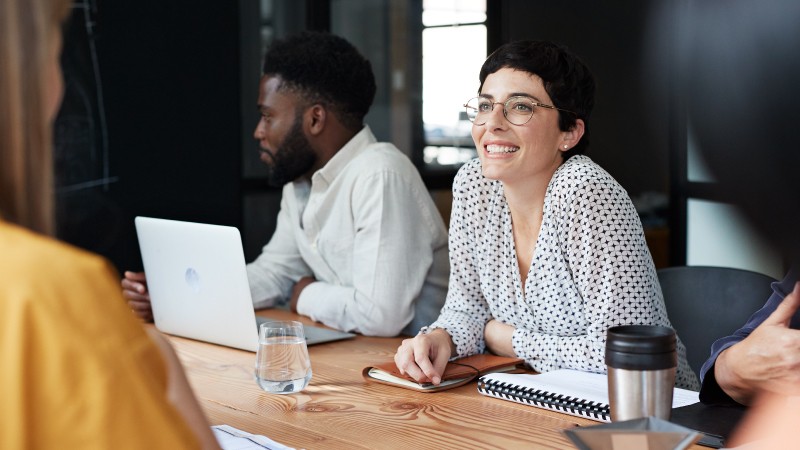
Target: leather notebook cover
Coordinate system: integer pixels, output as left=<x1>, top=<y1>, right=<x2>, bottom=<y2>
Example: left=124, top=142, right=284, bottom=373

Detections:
left=362, top=354, right=524, bottom=393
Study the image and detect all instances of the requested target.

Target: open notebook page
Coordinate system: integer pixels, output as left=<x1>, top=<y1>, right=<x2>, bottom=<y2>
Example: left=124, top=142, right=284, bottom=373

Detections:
left=482, top=369, right=699, bottom=408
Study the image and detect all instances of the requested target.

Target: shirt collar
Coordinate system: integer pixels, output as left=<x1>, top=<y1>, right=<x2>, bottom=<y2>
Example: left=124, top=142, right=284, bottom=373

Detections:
left=311, top=125, right=376, bottom=186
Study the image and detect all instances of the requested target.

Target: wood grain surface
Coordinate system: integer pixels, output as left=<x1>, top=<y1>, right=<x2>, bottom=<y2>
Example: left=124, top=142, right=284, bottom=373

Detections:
left=166, top=309, right=706, bottom=450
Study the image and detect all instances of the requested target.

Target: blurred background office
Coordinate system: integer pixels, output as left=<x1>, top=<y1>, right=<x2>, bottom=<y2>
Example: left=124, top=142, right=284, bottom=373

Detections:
left=56, top=0, right=785, bottom=280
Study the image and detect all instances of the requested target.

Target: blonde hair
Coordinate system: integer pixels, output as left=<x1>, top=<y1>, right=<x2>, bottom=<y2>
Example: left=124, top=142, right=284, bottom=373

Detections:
left=0, top=0, right=72, bottom=235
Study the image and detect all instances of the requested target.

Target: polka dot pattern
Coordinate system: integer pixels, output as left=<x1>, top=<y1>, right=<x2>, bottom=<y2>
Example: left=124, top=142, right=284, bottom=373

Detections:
left=430, top=155, right=699, bottom=390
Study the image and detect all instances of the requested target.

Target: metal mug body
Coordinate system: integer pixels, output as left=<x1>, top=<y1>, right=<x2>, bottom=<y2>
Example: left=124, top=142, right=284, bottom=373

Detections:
left=605, top=325, right=678, bottom=422
left=607, top=366, right=676, bottom=421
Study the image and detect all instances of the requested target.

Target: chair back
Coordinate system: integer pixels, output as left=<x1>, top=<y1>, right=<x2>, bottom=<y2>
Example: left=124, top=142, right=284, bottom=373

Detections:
left=657, top=265, right=777, bottom=378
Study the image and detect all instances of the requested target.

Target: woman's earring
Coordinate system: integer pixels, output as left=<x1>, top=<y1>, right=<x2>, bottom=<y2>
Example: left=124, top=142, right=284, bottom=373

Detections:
left=563, top=144, right=568, bottom=149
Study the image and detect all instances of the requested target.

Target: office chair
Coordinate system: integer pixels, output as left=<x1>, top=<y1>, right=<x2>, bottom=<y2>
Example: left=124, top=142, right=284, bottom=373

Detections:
left=657, top=266, right=777, bottom=379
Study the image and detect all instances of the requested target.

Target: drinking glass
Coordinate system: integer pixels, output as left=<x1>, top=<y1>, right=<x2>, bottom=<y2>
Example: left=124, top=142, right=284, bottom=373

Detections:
left=254, top=320, right=312, bottom=394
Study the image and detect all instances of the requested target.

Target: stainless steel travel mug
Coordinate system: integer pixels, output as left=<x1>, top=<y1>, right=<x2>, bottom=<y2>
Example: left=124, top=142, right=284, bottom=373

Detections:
left=605, top=325, right=677, bottom=421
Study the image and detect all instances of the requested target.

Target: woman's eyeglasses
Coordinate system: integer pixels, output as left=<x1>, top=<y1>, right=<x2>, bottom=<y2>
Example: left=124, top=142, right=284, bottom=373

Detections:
left=463, top=96, right=576, bottom=126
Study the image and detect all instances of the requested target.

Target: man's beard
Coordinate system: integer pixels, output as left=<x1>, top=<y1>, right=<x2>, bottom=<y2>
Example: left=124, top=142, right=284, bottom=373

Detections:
left=264, top=115, right=317, bottom=187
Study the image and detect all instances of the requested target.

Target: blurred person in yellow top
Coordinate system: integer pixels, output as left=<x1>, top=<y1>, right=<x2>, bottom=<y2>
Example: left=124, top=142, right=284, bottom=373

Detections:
left=0, top=0, right=220, bottom=448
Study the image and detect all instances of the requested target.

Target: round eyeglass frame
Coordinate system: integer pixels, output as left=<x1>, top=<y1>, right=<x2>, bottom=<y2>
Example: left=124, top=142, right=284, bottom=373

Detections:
left=463, top=96, right=576, bottom=126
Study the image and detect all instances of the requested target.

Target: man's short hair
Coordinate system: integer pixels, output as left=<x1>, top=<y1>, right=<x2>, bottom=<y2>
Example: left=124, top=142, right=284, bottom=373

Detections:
left=262, top=31, right=376, bottom=131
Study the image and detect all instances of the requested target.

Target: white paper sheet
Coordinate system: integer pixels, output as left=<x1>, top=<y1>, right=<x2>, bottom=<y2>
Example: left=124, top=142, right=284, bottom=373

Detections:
left=212, top=424, right=296, bottom=450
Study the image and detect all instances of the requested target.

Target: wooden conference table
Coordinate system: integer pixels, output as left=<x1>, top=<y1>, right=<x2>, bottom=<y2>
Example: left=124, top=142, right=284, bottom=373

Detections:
left=167, top=309, right=706, bottom=450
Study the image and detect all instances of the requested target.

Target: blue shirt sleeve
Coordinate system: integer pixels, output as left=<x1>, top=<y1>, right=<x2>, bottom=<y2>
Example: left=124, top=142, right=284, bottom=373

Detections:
left=699, top=266, right=799, bottom=405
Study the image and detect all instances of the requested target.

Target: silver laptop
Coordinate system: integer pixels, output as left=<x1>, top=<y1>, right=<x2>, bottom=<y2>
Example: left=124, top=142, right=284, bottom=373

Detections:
left=135, top=216, right=355, bottom=351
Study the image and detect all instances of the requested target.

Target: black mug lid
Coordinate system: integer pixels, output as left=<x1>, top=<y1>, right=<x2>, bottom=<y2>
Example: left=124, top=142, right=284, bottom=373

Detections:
left=605, top=325, right=676, bottom=354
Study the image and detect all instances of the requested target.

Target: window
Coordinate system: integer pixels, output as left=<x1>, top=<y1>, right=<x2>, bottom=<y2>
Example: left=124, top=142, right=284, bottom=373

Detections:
left=421, top=0, right=486, bottom=168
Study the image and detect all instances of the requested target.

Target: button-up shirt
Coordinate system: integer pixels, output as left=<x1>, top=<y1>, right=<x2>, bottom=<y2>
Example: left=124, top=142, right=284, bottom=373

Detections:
left=430, top=156, right=699, bottom=390
left=247, top=126, right=449, bottom=336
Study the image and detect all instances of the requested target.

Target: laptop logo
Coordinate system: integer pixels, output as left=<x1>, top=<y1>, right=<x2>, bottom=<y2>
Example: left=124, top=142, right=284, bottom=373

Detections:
left=185, top=267, right=201, bottom=293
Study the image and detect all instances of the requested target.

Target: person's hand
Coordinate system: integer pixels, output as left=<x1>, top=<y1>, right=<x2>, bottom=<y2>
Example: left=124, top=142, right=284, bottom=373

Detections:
left=484, top=319, right=517, bottom=357
left=290, top=276, right=315, bottom=313
left=716, top=282, right=800, bottom=404
left=121, top=271, right=153, bottom=322
left=394, top=328, right=455, bottom=385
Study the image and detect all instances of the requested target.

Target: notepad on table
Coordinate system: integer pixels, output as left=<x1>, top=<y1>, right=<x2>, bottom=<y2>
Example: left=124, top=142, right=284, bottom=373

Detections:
left=363, top=354, right=523, bottom=393
left=477, top=369, right=699, bottom=423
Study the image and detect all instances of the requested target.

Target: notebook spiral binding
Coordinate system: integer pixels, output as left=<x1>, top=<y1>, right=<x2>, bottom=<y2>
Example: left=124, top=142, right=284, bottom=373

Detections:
left=477, top=378, right=610, bottom=422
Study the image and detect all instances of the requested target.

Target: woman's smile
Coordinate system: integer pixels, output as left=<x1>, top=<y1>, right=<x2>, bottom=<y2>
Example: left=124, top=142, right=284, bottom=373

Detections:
left=485, top=144, right=519, bottom=154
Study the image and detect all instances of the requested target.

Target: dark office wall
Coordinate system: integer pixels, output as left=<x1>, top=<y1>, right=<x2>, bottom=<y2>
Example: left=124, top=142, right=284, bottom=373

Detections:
left=331, top=0, right=392, bottom=144
left=55, top=3, right=121, bottom=262
left=493, top=0, right=668, bottom=198
left=85, top=2, right=243, bottom=271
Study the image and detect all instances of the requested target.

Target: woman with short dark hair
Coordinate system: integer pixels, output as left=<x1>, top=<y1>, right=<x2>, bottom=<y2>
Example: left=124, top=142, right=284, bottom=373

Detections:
left=395, top=40, right=698, bottom=391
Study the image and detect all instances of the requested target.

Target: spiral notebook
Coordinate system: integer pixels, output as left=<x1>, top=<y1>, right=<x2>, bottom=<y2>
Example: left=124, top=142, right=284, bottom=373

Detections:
left=477, top=369, right=699, bottom=423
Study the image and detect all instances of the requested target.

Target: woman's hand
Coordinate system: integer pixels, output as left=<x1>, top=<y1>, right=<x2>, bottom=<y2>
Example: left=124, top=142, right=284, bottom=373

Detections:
left=484, top=319, right=516, bottom=357
left=394, top=328, right=455, bottom=385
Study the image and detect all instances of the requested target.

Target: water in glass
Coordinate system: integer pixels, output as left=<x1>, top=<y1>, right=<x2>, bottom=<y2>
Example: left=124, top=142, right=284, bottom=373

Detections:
left=254, top=321, right=312, bottom=394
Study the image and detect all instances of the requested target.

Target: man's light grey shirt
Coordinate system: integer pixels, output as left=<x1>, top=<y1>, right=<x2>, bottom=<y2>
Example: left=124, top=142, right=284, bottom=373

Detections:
left=246, top=126, right=449, bottom=336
